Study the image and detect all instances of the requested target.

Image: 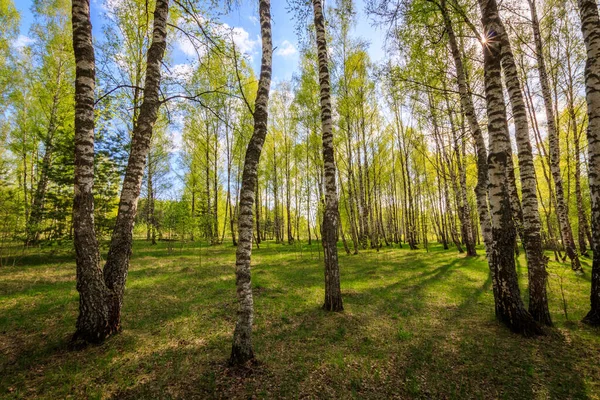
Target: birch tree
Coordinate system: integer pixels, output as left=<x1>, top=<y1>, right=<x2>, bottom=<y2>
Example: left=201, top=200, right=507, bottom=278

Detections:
left=312, top=0, right=344, bottom=312
left=230, top=0, right=272, bottom=365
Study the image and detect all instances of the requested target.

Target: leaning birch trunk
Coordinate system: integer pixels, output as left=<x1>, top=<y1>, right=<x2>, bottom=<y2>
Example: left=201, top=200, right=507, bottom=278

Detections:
left=528, top=0, right=581, bottom=273
left=229, top=0, right=272, bottom=365
left=440, top=0, right=492, bottom=253
left=102, top=0, right=170, bottom=331
left=577, top=0, right=600, bottom=325
left=313, top=0, right=343, bottom=312
left=479, top=0, right=551, bottom=325
left=71, top=0, right=115, bottom=343
left=479, top=0, right=542, bottom=336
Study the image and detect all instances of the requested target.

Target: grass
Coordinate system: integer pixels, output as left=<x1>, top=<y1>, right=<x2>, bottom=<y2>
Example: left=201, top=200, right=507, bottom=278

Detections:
left=1, top=240, right=599, bottom=399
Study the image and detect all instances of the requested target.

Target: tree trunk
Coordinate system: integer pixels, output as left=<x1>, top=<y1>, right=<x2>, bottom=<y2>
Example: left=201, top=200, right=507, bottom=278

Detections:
left=226, top=120, right=237, bottom=246
left=485, top=0, right=552, bottom=325
left=26, top=135, right=54, bottom=245
left=72, top=0, right=115, bottom=343
left=313, top=0, right=343, bottom=312
left=102, top=0, right=170, bottom=332
left=255, top=182, right=261, bottom=244
left=284, top=124, right=294, bottom=244
left=272, top=144, right=281, bottom=243
left=479, top=0, right=542, bottom=336
left=528, top=0, right=581, bottom=273
left=149, top=171, right=157, bottom=245
left=26, top=68, right=64, bottom=246
left=577, top=0, right=600, bottom=325
left=563, top=56, right=591, bottom=256
left=229, top=0, right=272, bottom=365
left=213, top=130, right=219, bottom=244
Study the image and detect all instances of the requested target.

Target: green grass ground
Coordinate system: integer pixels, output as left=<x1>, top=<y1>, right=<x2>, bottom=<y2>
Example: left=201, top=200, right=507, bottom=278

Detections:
left=1, top=241, right=599, bottom=399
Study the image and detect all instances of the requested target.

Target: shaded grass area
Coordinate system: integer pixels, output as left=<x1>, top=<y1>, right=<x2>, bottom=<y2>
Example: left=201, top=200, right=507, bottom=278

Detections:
left=1, top=240, right=599, bottom=399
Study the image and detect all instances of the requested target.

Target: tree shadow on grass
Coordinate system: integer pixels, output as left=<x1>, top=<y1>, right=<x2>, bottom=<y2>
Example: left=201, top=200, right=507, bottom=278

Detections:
left=2, top=244, right=598, bottom=399
left=392, top=262, right=591, bottom=399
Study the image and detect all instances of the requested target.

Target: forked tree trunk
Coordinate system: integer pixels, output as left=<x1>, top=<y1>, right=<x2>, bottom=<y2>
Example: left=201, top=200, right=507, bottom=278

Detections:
left=486, top=0, right=552, bottom=325
left=229, top=0, right=272, bottom=365
left=72, top=0, right=115, bottom=343
left=313, top=0, right=343, bottom=312
left=528, top=0, right=581, bottom=273
left=577, top=0, right=600, bottom=325
left=479, top=0, right=543, bottom=336
left=102, top=0, right=170, bottom=332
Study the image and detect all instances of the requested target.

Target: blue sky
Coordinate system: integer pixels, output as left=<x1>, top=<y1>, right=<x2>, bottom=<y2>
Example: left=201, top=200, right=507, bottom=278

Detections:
left=14, top=0, right=387, bottom=82
left=13, top=0, right=389, bottom=196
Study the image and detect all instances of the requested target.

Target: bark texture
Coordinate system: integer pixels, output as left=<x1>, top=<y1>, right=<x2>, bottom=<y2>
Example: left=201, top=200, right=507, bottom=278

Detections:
left=479, top=0, right=543, bottom=336
left=72, top=0, right=115, bottom=343
left=313, top=0, right=344, bottom=312
left=102, top=0, right=170, bottom=331
left=229, top=0, right=272, bottom=365
left=486, top=0, right=552, bottom=325
left=578, top=0, right=600, bottom=325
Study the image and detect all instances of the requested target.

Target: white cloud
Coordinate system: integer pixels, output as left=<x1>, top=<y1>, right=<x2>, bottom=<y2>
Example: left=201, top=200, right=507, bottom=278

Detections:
left=225, top=25, right=259, bottom=55
left=170, top=127, right=183, bottom=151
left=175, top=18, right=257, bottom=59
left=248, top=15, right=259, bottom=26
left=275, top=40, right=297, bottom=57
left=176, top=35, right=197, bottom=57
left=103, top=0, right=126, bottom=12
left=168, top=63, right=194, bottom=82
left=13, top=35, right=34, bottom=49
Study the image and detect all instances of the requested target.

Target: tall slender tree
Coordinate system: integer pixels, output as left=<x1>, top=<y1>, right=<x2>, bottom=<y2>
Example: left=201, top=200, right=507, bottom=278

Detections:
left=230, top=0, right=272, bottom=365
left=577, top=0, right=600, bottom=325
left=313, top=0, right=344, bottom=312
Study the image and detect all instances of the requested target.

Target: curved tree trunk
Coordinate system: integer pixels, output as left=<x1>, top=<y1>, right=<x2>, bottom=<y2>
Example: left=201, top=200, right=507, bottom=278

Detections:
left=71, top=0, right=115, bottom=343
left=102, top=0, right=170, bottom=332
left=313, top=0, right=343, bottom=312
left=479, top=0, right=543, bottom=336
left=229, top=0, right=272, bottom=365
left=577, top=0, right=600, bottom=325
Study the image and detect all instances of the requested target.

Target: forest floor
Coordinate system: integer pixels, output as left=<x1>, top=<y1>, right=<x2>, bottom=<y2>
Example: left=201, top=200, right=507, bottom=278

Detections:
left=1, top=240, right=599, bottom=399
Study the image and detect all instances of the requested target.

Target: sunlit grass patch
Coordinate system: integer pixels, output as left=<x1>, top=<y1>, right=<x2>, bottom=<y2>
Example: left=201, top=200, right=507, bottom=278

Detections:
left=0, top=240, right=599, bottom=399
